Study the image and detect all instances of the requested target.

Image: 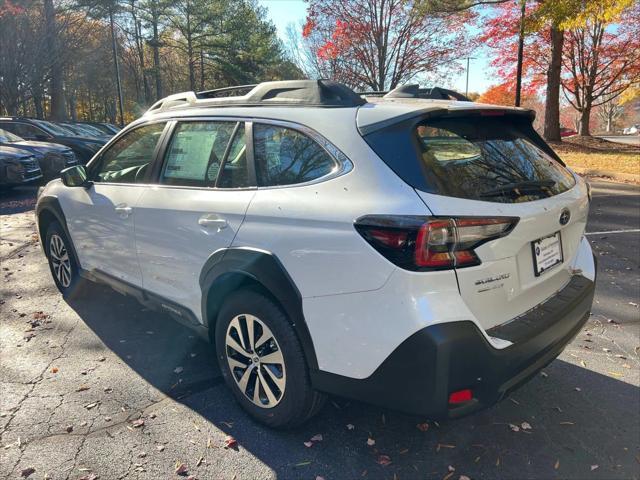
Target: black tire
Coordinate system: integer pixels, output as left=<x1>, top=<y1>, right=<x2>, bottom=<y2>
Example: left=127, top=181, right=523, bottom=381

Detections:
left=215, top=289, right=325, bottom=428
left=44, top=221, right=83, bottom=297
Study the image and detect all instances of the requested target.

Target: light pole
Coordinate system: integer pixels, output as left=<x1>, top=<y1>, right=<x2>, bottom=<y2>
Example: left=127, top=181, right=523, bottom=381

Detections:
left=109, top=8, right=125, bottom=127
left=515, top=0, right=526, bottom=107
left=465, top=57, right=475, bottom=98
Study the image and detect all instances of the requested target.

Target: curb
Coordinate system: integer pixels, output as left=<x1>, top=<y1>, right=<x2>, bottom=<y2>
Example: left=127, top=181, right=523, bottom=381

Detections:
left=569, top=166, right=640, bottom=184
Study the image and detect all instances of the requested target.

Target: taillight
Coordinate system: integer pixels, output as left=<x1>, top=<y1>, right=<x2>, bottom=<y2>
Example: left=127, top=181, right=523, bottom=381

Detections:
left=354, top=215, right=518, bottom=271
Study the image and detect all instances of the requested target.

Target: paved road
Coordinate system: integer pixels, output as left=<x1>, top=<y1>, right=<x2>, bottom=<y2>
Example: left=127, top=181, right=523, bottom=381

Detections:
left=597, top=135, right=640, bottom=146
left=1, top=181, right=639, bottom=480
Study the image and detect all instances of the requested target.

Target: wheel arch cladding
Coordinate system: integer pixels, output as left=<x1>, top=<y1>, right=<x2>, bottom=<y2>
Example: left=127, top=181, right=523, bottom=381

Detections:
left=200, top=248, right=319, bottom=370
left=36, top=197, right=80, bottom=266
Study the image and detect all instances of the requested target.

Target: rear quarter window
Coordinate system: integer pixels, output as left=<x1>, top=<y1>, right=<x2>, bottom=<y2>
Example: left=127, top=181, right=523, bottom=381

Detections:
left=365, top=115, right=576, bottom=203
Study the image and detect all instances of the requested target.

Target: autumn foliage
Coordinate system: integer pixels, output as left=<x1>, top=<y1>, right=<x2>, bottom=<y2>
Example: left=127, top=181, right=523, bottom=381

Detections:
left=302, top=0, right=474, bottom=90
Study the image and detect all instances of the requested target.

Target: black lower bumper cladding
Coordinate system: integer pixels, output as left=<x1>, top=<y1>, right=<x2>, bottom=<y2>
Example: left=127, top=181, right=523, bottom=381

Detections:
left=311, top=272, right=596, bottom=419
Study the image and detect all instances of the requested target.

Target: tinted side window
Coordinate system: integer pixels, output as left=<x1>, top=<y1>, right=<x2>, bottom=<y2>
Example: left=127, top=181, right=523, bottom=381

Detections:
left=93, top=122, right=165, bottom=184
left=161, top=121, right=237, bottom=187
left=253, top=124, right=336, bottom=187
left=0, top=122, right=43, bottom=139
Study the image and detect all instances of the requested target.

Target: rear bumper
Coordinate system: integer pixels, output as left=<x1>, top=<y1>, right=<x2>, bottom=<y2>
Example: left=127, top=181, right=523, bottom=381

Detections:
left=311, top=271, right=596, bottom=419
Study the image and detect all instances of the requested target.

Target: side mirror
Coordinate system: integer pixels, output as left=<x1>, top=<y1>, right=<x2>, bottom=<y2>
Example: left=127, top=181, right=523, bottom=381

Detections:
left=60, top=165, right=90, bottom=188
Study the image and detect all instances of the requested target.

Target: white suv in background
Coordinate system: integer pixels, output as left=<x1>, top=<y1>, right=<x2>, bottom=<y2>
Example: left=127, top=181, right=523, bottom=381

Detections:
left=36, top=80, right=596, bottom=428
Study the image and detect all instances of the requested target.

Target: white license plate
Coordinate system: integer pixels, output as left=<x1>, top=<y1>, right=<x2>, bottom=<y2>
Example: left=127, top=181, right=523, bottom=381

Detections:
left=532, top=232, right=563, bottom=276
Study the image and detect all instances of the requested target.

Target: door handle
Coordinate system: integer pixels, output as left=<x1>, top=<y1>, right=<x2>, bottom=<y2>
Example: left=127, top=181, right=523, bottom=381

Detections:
left=114, top=204, right=132, bottom=218
left=198, top=215, right=228, bottom=230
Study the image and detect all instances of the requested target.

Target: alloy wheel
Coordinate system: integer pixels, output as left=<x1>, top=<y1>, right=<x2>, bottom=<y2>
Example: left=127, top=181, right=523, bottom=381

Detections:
left=49, top=234, right=72, bottom=288
left=225, top=314, right=286, bottom=408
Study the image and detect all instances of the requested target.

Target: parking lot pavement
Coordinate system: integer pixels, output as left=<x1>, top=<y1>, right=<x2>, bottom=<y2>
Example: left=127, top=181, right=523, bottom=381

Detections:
left=1, top=180, right=639, bottom=480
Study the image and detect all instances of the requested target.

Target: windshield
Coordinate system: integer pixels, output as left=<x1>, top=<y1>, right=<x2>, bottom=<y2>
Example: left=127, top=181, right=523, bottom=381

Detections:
left=32, top=119, right=75, bottom=136
left=0, top=128, right=24, bottom=143
left=365, top=115, right=576, bottom=203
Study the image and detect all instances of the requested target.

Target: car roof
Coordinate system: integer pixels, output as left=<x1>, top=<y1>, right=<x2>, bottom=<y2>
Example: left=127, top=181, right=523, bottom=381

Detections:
left=139, top=80, right=534, bottom=135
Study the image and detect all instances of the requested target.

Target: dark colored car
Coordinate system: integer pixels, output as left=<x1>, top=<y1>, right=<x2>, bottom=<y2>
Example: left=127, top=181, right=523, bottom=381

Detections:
left=0, top=128, right=78, bottom=180
left=87, top=122, right=121, bottom=135
left=57, top=122, right=112, bottom=141
left=0, top=117, right=106, bottom=164
left=0, top=145, right=42, bottom=188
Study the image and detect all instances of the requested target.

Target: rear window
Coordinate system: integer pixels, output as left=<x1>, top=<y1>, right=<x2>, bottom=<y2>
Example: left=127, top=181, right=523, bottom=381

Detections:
left=365, top=115, right=576, bottom=203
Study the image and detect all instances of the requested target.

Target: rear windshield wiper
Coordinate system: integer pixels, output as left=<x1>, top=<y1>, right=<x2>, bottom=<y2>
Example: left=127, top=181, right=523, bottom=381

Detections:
left=480, top=180, right=556, bottom=198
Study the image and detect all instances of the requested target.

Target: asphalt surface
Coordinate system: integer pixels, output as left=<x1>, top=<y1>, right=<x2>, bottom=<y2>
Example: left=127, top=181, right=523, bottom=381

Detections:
left=596, top=135, right=640, bottom=146
left=1, top=180, right=639, bottom=480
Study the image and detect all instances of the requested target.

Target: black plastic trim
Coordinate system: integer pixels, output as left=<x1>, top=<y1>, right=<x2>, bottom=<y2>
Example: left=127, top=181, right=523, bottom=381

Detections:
left=311, top=274, right=595, bottom=419
left=199, top=247, right=319, bottom=370
left=35, top=196, right=81, bottom=266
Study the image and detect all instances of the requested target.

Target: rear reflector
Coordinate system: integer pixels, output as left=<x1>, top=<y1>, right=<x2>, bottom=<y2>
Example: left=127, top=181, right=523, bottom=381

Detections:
left=354, top=215, right=518, bottom=271
left=449, top=389, right=473, bottom=404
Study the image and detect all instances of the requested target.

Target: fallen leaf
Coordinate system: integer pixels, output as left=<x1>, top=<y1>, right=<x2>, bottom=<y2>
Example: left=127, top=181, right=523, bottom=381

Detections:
left=224, top=436, right=237, bottom=449
left=65, top=425, right=73, bottom=433
left=509, top=424, right=520, bottom=432
left=315, top=477, right=326, bottom=480
left=295, top=461, right=312, bottom=467
left=131, top=419, right=145, bottom=428
left=376, top=454, right=392, bottom=466
left=416, top=422, right=430, bottom=432
left=156, top=445, right=165, bottom=452
left=540, top=371, right=548, bottom=378
left=436, top=443, right=456, bottom=452
left=554, top=459, right=560, bottom=470
left=366, top=438, right=376, bottom=446
left=84, top=402, right=98, bottom=410
left=346, top=424, right=355, bottom=430
left=591, top=465, right=599, bottom=471
left=186, top=476, right=197, bottom=480
left=174, top=367, right=184, bottom=374
left=104, top=416, right=112, bottom=422
left=78, top=474, right=98, bottom=480
left=559, top=421, right=574, bottom=425
left=20, top=467, right=35, bottom=478
left=521, top=422, right=532, bottom=430
left=304, top=441, right=314, bottom=448
left=76, top=385, right=90, bottom=392
left=138, top=452, right=147, bottom=458
left=399, top=448, right=409, bottom=454
left=196, top=456, right=204, bottom=467
left=448, top=465, right=455, bottom=472
left=51, top=367, right=58, bottom=374
left=459, top=476, right=471, bottom=480
left=603, top=348, right=611, bottom=353
left=97, top=356, right=106, bottom=362
left=575, top=387, right=582, bottom=392
left=310, top=434, right=323, bottom=442
left=175, top=462, right=188, bottom=475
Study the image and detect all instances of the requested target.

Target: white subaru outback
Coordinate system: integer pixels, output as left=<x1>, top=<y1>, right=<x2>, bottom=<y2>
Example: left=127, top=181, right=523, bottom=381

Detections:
left=36, top=80, right=596, bottom=428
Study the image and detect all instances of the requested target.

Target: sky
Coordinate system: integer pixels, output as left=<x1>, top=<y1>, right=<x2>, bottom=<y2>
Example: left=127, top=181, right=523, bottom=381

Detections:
left=258, top=0, right=495, bottom=94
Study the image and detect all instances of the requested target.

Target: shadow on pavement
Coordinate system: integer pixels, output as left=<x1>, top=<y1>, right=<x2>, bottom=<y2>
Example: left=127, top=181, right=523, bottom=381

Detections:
left=66, top=281, right=640, bottom=480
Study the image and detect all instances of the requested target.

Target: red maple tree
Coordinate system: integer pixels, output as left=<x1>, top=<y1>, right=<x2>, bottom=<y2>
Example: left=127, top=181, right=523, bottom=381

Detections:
left=303, top=0, right=474, bottom=91
left=480, top=1, right=640, bottom=136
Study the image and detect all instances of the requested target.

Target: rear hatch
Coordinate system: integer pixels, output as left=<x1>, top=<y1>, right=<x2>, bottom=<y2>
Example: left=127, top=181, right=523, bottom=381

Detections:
left=362, top=109, right=590, bottom=331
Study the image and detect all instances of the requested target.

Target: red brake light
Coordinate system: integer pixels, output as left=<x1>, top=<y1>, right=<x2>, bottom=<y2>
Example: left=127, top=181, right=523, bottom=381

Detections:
left=449, top=389, right=473, bottom=404
left=355, top=215, right=518, bottom=271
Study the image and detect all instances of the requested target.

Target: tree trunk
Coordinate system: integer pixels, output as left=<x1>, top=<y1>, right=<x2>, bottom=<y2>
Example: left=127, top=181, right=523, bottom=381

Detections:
left=32, top=88, right=44, bottom=118
left=543, top=26, right=563, bottom=142
left=44, top=0, right=67, bottom=120
left=579, top=105, right=592, bottom=136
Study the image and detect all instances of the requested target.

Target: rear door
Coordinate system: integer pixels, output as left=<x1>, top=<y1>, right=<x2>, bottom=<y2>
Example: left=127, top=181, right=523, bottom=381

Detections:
left=134, top=120, right=255, bottom=322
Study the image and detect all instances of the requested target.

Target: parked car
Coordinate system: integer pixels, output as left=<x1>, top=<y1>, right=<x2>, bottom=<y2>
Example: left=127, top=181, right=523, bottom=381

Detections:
left=57, top=122, right=112, bottom=141
left=0, top=117, right=106, bottom=163
left=560, top=127, right=577, bottom=137
left=81, top=122, right=121, bottom=135
left=1, top=145, right=42, bottom=188
left=0, top=128, right=78, bottom=179
left=36, top=80, right=596, bottom=428
left=623, top=124, right=639, bottom=135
